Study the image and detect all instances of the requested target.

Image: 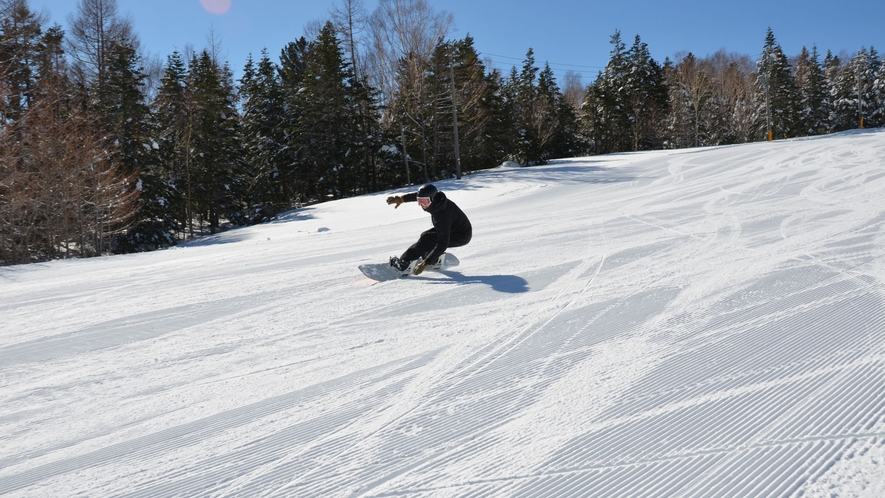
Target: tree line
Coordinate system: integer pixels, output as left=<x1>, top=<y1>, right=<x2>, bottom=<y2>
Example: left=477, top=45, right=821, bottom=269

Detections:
left=1, top=0, right=882, bottom=266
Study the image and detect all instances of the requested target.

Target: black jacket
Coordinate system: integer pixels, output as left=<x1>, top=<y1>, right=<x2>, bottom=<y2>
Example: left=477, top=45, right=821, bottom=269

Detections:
left=403, top=191, right=472, bottom=262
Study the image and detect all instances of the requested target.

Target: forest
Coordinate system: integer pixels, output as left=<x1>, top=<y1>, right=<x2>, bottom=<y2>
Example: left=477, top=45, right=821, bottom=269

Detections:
left=1, top=0, right=882, bottom=266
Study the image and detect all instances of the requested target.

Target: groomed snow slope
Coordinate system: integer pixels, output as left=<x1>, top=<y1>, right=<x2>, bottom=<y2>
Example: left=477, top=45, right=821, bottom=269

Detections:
left=2, top=130, right=885, bottom=497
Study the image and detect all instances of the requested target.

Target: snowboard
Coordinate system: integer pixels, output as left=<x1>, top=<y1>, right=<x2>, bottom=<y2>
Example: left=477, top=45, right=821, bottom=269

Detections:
left=359, top=253, right=459, bottom=281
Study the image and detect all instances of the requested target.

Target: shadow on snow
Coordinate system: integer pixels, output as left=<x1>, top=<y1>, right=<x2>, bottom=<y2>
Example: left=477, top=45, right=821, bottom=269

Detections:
left=418, top=270, right=530, bottom=294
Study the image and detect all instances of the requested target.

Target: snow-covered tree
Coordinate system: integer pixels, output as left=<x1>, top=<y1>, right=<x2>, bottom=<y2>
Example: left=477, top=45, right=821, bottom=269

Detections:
left=582, top=31, right=666, bottom=153
left=239, top=50, right=293, bottom=221
left=186, top=50, right=246, bottom=234
left=828, top=48, right=878, bottom=131
left=665, top=52, right=712, bottom=148
left=753, top=28, right=800, bottom=140
left=623, top=34, right=668, bottom=150
left=291, top=22, right=376, bottom=201
left=871, top=51, right=885, bottom=127
left=794, top=45, right=829, bottom=135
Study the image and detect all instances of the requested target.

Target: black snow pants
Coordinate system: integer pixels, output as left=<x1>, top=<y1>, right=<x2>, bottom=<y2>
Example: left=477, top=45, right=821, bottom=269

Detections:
left=401, top=227, right=472, bottom=265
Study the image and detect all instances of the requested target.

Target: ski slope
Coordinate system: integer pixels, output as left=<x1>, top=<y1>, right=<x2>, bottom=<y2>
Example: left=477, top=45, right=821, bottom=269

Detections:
left=2, top=129, right=885, bottom=497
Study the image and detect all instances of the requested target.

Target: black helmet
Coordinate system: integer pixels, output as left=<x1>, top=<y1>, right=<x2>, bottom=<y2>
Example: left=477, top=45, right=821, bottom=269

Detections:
left=417, top=184, right=438, bottom=199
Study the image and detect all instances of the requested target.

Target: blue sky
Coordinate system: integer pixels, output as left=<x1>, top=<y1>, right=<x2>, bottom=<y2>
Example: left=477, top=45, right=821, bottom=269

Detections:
left=33, top=0, right=885, bottom=85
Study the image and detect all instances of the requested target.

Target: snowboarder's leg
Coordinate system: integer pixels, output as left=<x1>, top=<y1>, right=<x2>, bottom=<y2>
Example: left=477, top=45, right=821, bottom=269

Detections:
left=448, top=227, right=472, bottom=249
left=400, top=229, right=438, bottom=266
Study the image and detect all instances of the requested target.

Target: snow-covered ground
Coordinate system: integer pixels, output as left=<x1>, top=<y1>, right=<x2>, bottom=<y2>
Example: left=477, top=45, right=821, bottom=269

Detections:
left=2, top=129, right=885, bottom=497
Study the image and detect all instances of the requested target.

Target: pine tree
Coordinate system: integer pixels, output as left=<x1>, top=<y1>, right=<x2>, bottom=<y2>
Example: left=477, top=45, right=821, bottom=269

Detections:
left=449, top=36, right=504, bottom=172
left=279, top=37, right=309, bottom=89
left=754, top=28, right=800, bottom=140
left=98, top=39, right=151, bottom=174
left=537, top=62, right=581, bottom=159
left=494, top=48, right=582, bottom=164
left=514, top=48, right=542, bottom=163
left=581, top=30, right=632, bottom=153
left=277, top=37, right=310, bottom=198
left=495, top=66, right=520, bottom=161
left=0, top=0, right=43, bottom=121
left=33, top=24, right=68, bottom=102
left=624, top=35, right=668, bottom=150
left=152, top=51, right=189, bottom=238
left=240, top=49, right=292, bottom=220
left=871, top=50, right=885, bottom=127
left=830, top=48, right=875, bottom=130
left=794, top=46, right=829, bottom=135
left=186, top=50, right=245, bottom=234
left=822, top=51, right=846, bottom=131
left=98, top=39, right=170, bottom=251
left=291, top=22, right=367, bottom=201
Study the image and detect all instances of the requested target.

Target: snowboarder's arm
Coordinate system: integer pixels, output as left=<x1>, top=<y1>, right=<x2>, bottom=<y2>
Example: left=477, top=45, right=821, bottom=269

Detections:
left=386, top=192, right=418, bottom=208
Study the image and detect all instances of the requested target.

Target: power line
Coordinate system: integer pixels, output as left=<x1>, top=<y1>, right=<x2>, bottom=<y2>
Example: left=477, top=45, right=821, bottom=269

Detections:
left=482, top=52, right=605, bottom=71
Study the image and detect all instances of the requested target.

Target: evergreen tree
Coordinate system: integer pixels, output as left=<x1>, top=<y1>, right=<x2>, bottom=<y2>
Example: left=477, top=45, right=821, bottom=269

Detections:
left=352, top=69, right=384, bottom=193
left=450, top=36, right=506, bottom=171
left=823, top=51, right=851, bottom=132
left=865, top=47, right=881, bottom=127
left=33, top=24, right=68, bottom=102
left=513, top=48, right=542, bottom=163
left=829, top=49, right=874, bottom=131
left=481, top=67, right=512, bottom=166
left=581, top=30, right=632, bottom=153
left=98, top=39, right=151, bottom=175
left=186, top=50, right=245, bottom=234
left=794, top=45, right=829, bottom=135
left=871, top=51, right=885, bottom=127
left=98, top=39, right=170, bottom=251
left=754, top=28, right=800, bottom=140
left=424, top=40, right=454, bottom=179
left=278, top=36, right=309, bottom=89
left=496, top=48, right=581, bottom=164
left=537, top=62, right=581, bottom=159
left=152, top=51, right=189, bottom=237
left=0, top=0, right=43, bottom=121
left=840, top=47, right=881, bottom=128
left=495, top=66, right=520, bottom=160
left=624, top=34, right=668, bottom=150
left=291, top=22, right=368, bottom=201
left=277, top=37, right=310, bottom=198
left=423, top=36, right=510, bottom=175
left=240, top=50, right=291, bottom=220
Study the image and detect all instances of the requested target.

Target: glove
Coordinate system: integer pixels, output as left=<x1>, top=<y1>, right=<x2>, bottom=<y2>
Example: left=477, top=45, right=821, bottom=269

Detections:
left=386, top=195, right=403, bottom=208
left=413, top=260, right=428, bottom=275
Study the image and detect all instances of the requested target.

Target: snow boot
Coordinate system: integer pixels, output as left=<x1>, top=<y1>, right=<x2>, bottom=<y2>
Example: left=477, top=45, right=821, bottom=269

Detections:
left=389, top=256, right=411, bottom=274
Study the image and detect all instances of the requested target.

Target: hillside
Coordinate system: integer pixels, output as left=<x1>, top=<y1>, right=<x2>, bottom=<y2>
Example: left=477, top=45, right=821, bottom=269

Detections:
left=2, top=129, right=885, bottom=497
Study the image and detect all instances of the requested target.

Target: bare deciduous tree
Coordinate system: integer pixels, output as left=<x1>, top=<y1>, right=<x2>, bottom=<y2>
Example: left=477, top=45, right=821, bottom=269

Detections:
left=562, top=70, right=585, bottom=111
left=0, top=88, right=139, bottom=264
left=708, top=50, right=756, bottom=144
left=670, top=52, right=712, bottom=147
left=66, top=0, right=134, bottom=90
left=366, top=0, right=453, bottom=116
left=330, top=0, right=368, bottom=79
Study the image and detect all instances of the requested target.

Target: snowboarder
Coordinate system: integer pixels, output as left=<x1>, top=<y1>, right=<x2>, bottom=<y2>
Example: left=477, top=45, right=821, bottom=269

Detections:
left=386, top=184, right=472, bottom=275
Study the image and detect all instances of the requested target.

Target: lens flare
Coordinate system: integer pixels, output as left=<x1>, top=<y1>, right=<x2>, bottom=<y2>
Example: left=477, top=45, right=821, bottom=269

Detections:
left=199, top=0, right=232, bottom=15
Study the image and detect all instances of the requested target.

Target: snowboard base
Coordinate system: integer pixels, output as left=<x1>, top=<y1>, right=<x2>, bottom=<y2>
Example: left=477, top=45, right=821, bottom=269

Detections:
left=359, top=253, right=459, bottom=281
